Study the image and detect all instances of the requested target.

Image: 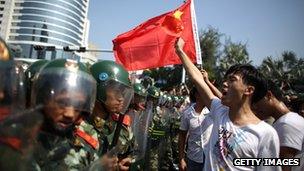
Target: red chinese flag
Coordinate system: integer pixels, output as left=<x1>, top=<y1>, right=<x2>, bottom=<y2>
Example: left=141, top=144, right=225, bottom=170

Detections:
left=113, top=0, right=201, bottom=71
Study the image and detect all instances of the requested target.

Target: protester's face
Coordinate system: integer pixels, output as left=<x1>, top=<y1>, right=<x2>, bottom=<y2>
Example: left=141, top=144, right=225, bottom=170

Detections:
left=221, top=73, right=248, bottom=107
left=43, top=92, right=85, bottom=133
left=104, top=88, right=125, bottom=114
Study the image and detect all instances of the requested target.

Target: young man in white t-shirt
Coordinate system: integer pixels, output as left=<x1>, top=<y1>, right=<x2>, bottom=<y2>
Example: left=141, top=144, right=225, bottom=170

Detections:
left=178, top=87, right=212, bottom=171
left=254, top=80, right=304, bottom=171
left=175, top=38, right=280, bottom=171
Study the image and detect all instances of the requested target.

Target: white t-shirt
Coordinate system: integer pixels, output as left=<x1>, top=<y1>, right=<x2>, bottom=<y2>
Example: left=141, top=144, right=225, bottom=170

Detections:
left=180, top=103, right=213, bottom=163
left=204, top=98, right=280, bottom=171
left=273, top=112, right=304, bottom=171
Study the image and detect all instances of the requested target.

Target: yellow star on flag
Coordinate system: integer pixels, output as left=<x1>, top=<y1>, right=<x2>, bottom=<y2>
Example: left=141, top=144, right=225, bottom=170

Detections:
left=173, top=10, right=183, bottom=20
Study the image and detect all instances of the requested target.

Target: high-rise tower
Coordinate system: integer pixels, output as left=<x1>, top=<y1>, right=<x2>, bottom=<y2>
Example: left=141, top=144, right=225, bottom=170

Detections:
left=0, top=0, right=90, bottom=60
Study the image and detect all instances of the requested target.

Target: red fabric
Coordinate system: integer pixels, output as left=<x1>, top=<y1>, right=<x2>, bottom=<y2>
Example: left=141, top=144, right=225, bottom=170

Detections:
left=0, top=137, right=22, bottom=151
left=0, top=107, right=10, bottom=121
left=111, top=114, right=131, bottom=127
left=113, top=0, right=197, bottom=71
left=75, top=129, right=99, bottom=150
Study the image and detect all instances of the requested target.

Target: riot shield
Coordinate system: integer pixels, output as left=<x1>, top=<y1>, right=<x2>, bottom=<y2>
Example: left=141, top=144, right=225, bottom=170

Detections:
left=132, top=103, right=153, bottom=160
left=131, top=101, right=154, bottom=170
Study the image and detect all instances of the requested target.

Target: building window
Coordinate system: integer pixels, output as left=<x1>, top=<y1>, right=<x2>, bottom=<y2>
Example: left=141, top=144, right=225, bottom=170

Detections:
left=0, top=14, right=3, bottom=17
left=0, top=7, right=4, bottom=11
left=0, top=1, right=5, bottom=4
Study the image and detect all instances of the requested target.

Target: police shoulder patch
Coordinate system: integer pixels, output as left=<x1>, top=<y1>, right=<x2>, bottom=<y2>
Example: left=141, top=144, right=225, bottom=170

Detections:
left=74, top=129, right=99, bottom=150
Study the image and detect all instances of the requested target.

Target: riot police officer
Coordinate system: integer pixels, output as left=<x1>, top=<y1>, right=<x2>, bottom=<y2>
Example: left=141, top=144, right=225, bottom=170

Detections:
left=0, top=37, right=43, bottom=171
left=30, top=58, right=98, bottom=170
left=24, top=59, right=48, bottom=108
left=90, top=60, right=134, bottom=170
left=128, top=83, right=148, bottom=170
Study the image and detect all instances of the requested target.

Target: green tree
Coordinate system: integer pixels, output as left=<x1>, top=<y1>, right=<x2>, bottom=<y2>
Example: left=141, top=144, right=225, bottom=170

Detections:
left=258, top=51, right=304, bottom=94
left=141, top=65, right=183, bottom=90
left=218, top=39, right=252, bottom=79
left=199, top=26, right=222, bottom=81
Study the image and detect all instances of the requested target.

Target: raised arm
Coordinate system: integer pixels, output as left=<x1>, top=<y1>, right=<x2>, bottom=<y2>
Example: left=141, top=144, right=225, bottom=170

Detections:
left=201, top=69, right=222, bottom=98
left=175, top=38, right=216, bottom=109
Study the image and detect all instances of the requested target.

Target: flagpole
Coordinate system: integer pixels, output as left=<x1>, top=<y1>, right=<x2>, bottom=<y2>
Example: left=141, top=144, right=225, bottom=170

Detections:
left=181, top=67, right=186, bottom=83
left=191, top=0, right=202, bottom=65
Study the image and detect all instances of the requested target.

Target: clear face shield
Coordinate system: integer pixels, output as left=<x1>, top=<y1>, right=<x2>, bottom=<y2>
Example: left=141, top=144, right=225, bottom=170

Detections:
left=132, top=93, right=146, bottom=110
left=0, top=64, right=26, bottom=118
left=13, top=61, right=27, bottom=110
left=102, top=80, right=134, bottom=115
left=31, top=68, right=96, bottom=115
left=0, top=65, right=15, bottom=107
left=158, top=94, right=169, bottom=107
left=146, top=96, right=159, bottom=107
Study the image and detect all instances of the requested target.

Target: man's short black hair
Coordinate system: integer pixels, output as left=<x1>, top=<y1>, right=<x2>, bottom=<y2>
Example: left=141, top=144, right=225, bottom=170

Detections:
left=266, top=79, right=285, bottom=102
left=224, top=64, right=268, bottom=104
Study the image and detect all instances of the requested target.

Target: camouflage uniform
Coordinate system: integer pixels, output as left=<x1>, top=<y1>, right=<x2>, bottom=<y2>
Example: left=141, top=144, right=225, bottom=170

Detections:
left=29, top=59, right=98, bottom=171
left=90, top=114, right=134, bottom=159
left=0, top=109, right=43, bottom=171
left=33, top=119, right=100, bottom=171
left=170, top=106, right=181, bottom=169
left=157, top=106, right=173, bottom=171
left=145, top=106, right=169, bottom=171
left=0, top=37, right=41, bottom=171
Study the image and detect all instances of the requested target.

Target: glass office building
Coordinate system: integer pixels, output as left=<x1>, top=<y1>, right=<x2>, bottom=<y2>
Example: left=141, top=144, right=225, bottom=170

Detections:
left=0, top=0, right=90, bottom=60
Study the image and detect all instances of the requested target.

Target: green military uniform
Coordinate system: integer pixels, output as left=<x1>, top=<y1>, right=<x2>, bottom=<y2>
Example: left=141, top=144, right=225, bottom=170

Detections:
left=142, top=86, right=169, bottom=170
left=170, top=101, right=182, bottom=170
left=30, top=59, right=98, bottom=170
left=0, top=109, right=43, bottom=171
left=0, top=37, right=42, bottom=171
left=33, top=119, right=100, bottom=171
left=127, top=83, right=148, bottom=171
left=90, top=115, right=134, bottom=158
left=89, top=60, right=135, bottom=169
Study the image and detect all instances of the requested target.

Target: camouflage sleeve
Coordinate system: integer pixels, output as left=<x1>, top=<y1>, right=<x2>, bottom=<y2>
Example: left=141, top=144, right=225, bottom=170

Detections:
left=64, top=120, right=100, bottom=170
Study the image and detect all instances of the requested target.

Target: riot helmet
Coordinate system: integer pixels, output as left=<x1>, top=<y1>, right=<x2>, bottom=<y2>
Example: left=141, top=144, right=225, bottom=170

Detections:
left=24, top=60, right=48, bottom=108
left=159, top=93, right=169, bottom=107
left=31, top=59, right=97, bottom=115
left=0, top=38, right=14, bottom=107
left=146, top=86, right=160, bottom=105
left=90, top=60, right=133, bottom=114
left=0, top=38, right=26, bottom=118
left=132, top=83, right=147, bottom=110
